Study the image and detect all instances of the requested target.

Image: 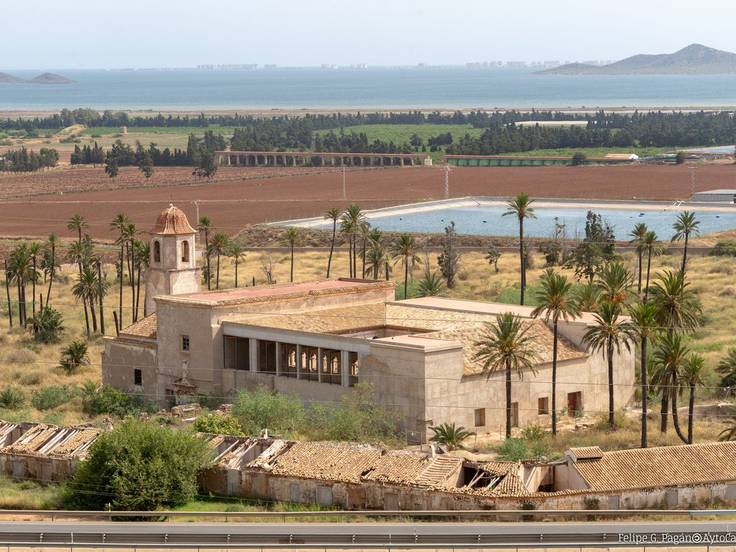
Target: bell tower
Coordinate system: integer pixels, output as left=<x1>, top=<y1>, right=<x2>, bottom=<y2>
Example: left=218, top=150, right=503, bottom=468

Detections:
left=145, top=204, right=200, bottom=314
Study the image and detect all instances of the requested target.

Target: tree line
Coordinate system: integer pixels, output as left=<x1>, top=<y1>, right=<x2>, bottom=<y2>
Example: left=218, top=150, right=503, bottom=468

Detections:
left=0, top=147, right=59, bottom=172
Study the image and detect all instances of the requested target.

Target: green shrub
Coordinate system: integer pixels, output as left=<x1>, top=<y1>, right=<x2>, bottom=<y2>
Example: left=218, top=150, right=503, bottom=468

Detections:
left=711, top=240, right=736, bottom=257
left=31, top=385, right=77, bottom=411
left=496, top=438, right=530, bottom=461
left=301, top=383, right=400, bottom=443
left=80, top=384, right=149, bottom=417
left=29, top=306, right=64, bottom=343
left=520, top=423, right=546, bottom=441
left=584, top=496, right=600, bottom=510
left=232, top=387, right=305, bottom=436
left=193, top=412, right=244, bottom=436
left=0, top=386, right=26, bottom=409
left=66, top=420, right=213, bottom=510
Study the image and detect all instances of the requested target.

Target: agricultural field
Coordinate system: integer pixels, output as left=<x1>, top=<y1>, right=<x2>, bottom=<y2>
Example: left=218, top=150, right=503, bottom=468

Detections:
left=505, top=146, right=668, bottom=158
left=1, top=163, right=735, bottom=240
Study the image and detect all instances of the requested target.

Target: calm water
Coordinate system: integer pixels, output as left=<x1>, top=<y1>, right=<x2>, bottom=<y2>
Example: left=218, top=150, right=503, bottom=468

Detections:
left=327, top=206, right=736, bottom=238
left=3, top=68, right=736, bottom=110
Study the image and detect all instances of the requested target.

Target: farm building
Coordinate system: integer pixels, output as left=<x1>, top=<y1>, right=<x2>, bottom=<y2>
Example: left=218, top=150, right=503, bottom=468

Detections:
left=691, top=189, right=736, bottom=203
left=102, top=206, right=635, bottom=442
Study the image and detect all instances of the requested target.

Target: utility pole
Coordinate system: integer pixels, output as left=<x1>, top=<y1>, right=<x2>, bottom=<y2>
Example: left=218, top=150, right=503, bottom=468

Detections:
left=194, top=200, right=200, bottom=223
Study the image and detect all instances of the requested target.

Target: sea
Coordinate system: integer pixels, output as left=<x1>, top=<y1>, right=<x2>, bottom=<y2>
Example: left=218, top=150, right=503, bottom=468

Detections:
left=3, top=68, right=736, bottom=111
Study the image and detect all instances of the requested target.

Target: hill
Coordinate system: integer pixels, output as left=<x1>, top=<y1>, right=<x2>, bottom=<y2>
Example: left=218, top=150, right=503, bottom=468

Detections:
left=0, top=72, right=25, bottom=84
left=0, top=72, right=74, bottom=84
left=27, top=72, right=74, bottom=84
left=539, top=44, right=736, bottom=75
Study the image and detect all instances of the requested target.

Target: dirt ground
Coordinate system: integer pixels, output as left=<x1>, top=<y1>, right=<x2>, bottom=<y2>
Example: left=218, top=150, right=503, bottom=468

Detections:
left=1, top=162, right=735, bottom=239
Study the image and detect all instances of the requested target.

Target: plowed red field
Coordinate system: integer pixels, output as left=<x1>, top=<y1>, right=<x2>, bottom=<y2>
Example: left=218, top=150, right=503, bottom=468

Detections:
left=1, top=163, right=734, bottom=239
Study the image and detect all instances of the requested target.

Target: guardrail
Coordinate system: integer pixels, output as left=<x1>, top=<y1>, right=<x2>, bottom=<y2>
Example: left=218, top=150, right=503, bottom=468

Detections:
left=3, top=508, right=735, bottom=522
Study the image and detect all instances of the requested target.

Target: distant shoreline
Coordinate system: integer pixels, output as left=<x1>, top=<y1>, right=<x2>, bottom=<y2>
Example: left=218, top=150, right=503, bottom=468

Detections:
left=3, top=104, right=736, bottom=118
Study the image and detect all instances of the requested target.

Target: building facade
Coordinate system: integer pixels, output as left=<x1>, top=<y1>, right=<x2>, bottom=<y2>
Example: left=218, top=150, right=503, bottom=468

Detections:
left=102, top=206, right=635, bottom=442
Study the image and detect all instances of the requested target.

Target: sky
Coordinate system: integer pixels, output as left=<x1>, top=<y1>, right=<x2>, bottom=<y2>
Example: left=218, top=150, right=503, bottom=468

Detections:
left=2, top=0, right=735, bottom=69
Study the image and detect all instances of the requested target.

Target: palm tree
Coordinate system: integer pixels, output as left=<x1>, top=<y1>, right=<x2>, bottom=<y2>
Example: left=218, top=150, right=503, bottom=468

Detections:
left=340, top=204, right=366, bottom=278
left=43, top=234, right=58, bottom=307
left=28, top=306, right=64, bottom=344
left=671, top=211, right=700, bottom=276
left=415, top=269, right=445, bottom=297
left=583, top=302, right=636, bottom=430
left=719, top=416, right=736, bottom=441
left=72, top=265, right=100, bottom=333
left=629, top=222, right=648, bottom=294
left=59, top=340, right=90, bottom=374
left=642, top=231, right=658, bottom=302
left=474, top=313, right=539, bottom=439
left=365, top=228, right=387, bottom=280
left=503, top=193, right=536, bottom=305
left=651, top=333, right=691, bottom=444
left=649, top=270, right=701, bottom=435
left=679, top=353, right=704, bottom=444
left=650, top=270, right=702, bottom=337
left=110, top=213, right=130, bottom=326
left=7, top=244, right=33, bottom=326
left=532, top=269, right=580, bottom=435
left=627, top=302, right=659, bottom=448
left=324, top=207, right=341, bottom=278
left=716, top=348, right=736, bottom=395
left=284, top=227, right=300, bottom=283
left=576, top=282, right=601, bottom=313
left=197, top=216, right=213, bottom=290
left=66, top=214, right=88, bottom=245
left=595, top=261, right=633, bottom=308
left=122, top=223, right=138, bottom=322
left=28, top=242, right=40, bottom=321
left=67, top=237, right=94, bottom=336
left=390, top=233, right=420, bottom=300
left=228, top=241, right=247, bottom=288
left=429, top=423, right=475, bottom=451
left=210, top=232, right=230, bottom=290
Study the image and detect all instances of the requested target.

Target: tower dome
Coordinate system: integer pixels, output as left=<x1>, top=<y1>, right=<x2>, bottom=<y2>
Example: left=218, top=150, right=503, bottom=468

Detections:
left=151, top=204, right=196, bottom=235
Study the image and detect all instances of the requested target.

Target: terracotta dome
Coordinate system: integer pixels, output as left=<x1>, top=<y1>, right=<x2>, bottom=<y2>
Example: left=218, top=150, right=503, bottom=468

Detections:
left=151, top=204, right=196, bottom=235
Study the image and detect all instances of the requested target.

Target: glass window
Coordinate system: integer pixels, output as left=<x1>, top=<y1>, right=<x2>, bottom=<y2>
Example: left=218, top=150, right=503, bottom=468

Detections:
left=181, top=240, right=190, bottom=263
left=153, top=241, right=161, bottom=263
left=134, top=369, right=142, bottom=386
left=474, top=408, right=485, bottom=427
left=181, top=335, right=190, bottom=352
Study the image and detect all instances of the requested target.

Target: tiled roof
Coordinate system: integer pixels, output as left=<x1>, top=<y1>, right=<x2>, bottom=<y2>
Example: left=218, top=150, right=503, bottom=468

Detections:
left=567, top=446, right=604, bottom=460
left=151, top=204, right=196, bottom=235
left=120, top=313, right=157, bottom=339
left=422, top=320, right=586, bottom=376
left=572, top=441, right=736, bottom=492
left=231, top=302, right=387, bottom=334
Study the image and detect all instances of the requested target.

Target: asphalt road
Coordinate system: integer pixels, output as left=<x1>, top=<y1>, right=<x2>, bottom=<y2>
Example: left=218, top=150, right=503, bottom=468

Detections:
left=0, top=520, right=734, bottom=548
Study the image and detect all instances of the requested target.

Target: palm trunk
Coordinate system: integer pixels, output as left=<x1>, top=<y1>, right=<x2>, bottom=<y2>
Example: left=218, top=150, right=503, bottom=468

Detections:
left=640, top=335, right=648, bottom=448
left=205, top=231, right=211, bottom=290
left=46, top=243, right=55, bottom=306
left=88, top=292, right=98, bottom=333
left=670, top=388, right=689, bottom=444
left=97, top=261, right=105, bottom=335
left=361, top=237, right=366, bottom=278
left=637, top=248, right=643, bottom=294
left=235, top=259, right=239, bottom=288
left=687, top=383, right=695, bottom=444
left=326, top=222, right=336, bottom=278
left=643, top=247, right=653, bottom=303
left=607, top=338, right=615, bottom=429
left=551, top=320, right=558, bottom=435
left=134, top=262, right=142, bottom=321
left=129, top=243, right=136, bottom=323
left=4, top=260, right=13, bottom=329
left=348, top=239, right=353, bottom=278
left=681, top=233, right=689, bottom=275
left=519, top=218, right=525, bottom=306
left=352, top=235, right=357, bottom=278
left=16, top=280, right=23, bottom=326
left=641, top=336, right=649, bottom=448
left=385, top=261, right=390, bottom=281
left=505, top=359, right=512, bottom=439
left=216, top=253, right=221, bottom=289
left=660, top=388, right=669, bottom=433
left=403, top=257, right=409, bottom=300
left=118, top=242, right=124, bottom=328
left=31, top=255, right=36, bottom=320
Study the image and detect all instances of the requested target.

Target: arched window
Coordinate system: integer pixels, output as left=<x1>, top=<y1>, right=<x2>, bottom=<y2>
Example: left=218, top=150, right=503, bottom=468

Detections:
left=153, top=241, right=161, bottom=263
left=181, top=240, right=190, bottom=263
